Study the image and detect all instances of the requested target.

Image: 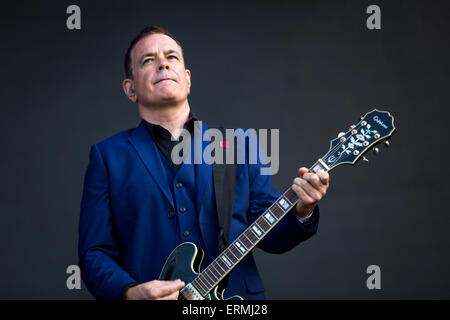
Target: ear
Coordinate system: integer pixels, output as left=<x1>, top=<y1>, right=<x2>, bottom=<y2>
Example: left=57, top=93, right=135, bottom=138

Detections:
left=123, top=78, right=138, bottom=103
left=185, top=69, right=191, bottom=94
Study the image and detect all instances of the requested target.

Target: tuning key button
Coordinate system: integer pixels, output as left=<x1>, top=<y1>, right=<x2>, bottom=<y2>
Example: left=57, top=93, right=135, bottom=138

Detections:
left=384, top=140, right=390, bottom=148
left=362, top=156, right=369, bottom=163
left=373, top=147, right=379, bottom=155
left=338, top=132, right=346, bottom=138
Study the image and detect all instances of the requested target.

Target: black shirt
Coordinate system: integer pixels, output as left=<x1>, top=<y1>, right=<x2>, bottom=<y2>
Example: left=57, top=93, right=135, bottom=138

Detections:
left=142, top=112, right=198, bottom=171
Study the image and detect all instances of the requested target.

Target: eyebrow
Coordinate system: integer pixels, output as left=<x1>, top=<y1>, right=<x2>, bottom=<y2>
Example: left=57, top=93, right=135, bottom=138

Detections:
left=139, top=50, right=182, bottom=64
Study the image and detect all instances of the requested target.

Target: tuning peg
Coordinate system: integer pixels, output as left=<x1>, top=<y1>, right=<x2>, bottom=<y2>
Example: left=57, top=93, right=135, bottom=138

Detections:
left=373, top=147, right=379, bottom=156
left=362, top=156, right=369, bottom=163
left=384, top=140, right=390, bottom=148
left=338, top=132, right=346, bottom=138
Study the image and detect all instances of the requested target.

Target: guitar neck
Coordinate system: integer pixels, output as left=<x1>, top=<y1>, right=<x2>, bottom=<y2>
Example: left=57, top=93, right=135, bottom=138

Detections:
left=191, top=159, right=331, bottom=296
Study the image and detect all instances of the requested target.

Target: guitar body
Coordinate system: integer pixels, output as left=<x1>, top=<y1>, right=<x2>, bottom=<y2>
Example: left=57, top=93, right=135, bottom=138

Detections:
left=159, top=242, right=243, bottom=300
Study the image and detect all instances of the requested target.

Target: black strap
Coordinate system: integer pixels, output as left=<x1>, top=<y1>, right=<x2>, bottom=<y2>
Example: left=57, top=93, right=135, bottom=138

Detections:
left=212, top=127, right=236, bottom=293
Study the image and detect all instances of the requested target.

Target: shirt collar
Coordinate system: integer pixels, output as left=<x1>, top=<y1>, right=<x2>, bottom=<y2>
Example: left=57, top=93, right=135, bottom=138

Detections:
left=142, top=111, right=198, bottom=141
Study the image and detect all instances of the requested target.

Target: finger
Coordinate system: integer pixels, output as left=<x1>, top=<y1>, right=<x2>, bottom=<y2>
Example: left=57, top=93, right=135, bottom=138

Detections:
left=149, top=279, right=184, bottom=288
left=301, top=172, right=323, bottom=190
left=298, top=167, right=309, bottom=177
left=292, top=183, right=315, bottom=205
left=157, top=279, right=185, bottom=287
left=148, top=281, right=185, bottom=299
left=294, top=176, right=323, bottom=200
left=316, top=170, right=330, bottom=186
left=296, top=178, right=323, bottom=202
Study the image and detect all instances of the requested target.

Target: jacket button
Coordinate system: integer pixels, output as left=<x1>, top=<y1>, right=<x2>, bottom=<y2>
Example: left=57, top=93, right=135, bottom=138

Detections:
left=176, top=182, right=183, bottom=188
left=168, top=210, right=175, bottom=219
left=179, top=207, right=187, bottom=213
left=183, top=230, right=190, bottom=237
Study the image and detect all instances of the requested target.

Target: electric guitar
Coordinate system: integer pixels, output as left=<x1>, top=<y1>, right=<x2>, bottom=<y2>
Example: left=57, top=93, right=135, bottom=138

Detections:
left=158, top=109, right=396, bottom=300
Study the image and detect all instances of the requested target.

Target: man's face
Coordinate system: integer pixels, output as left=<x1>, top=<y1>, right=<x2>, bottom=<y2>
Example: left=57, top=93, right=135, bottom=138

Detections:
left=129, top=33, right=191, bottom=106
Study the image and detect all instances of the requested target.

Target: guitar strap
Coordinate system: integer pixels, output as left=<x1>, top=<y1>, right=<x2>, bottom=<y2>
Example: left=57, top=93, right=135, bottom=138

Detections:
left=212, top=126, right=236, bottom=293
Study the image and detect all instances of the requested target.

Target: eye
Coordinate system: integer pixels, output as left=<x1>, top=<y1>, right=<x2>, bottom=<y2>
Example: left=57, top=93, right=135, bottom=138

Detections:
left=168, top=55, right=179, bottom=60
left=143, top=58, right=153, bottom=65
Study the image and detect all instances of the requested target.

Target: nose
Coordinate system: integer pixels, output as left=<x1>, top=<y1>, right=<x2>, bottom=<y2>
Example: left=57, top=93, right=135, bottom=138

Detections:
left=158, top=58, right=170, bottom=71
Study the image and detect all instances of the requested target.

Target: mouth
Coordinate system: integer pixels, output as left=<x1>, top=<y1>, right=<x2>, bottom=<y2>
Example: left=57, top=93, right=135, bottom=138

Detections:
left=154, top=78, right=177, bottom=84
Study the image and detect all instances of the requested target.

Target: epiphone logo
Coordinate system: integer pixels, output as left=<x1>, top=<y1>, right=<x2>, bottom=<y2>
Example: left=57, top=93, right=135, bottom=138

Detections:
left=373, top=116, right=388, bottom=129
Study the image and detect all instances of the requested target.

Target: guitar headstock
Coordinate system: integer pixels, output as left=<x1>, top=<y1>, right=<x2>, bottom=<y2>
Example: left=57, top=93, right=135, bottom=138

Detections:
left=322, top=109, right=396, bottom=171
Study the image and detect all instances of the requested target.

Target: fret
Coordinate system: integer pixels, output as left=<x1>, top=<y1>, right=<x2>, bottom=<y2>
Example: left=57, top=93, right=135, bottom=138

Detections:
left=192, top=278, right=207, bottom=294
left=221, top=253, right=232, bottom=267
left=284, top=188, right=299, bottom=205
left=198, top=273, right=213, bottom=290
left=227, top=247, right=239, bottom=261
left=264, top=211, right=276, bottom=224
left=196, top=272, right=210, bottom=290
left=261, top=213, right=272, bottom=226
left=281, top=194, right=292, bottom=206
left=270, top=204, right=284, bottom=218
left=203, top=269, right=216, bottom=284
left=247, top=228, right=259, bottom=241
left=251, top=224, right=263, bottom=238
left=225, top=248, right=238, bottom=264
left=240, top=233, right=253, bottom=249
left=209, top=264, right=221, bottom=279
left=277, top=197, right=290, bottom=211
left=225, top=250, right=237, bottom=264
left=311, top=161, right=322, bottom=173
left=206, top=267, right=218, bottom=282
left=257, top=216, right=270, bottom=231
left=217, top=258, right=229, bottom=275
left=235, top=240, right=247, bottom=253
left=214, top=260, right=226, bottom=273
left=230, top=244, right=243, bottom=259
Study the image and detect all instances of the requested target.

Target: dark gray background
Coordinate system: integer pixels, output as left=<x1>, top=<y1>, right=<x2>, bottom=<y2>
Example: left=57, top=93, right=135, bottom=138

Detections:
left=1, top=0, right=449, bottom=299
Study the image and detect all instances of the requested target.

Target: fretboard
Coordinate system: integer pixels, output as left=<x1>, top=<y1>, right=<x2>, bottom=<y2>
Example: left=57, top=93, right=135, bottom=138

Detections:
left=191, top=159, right=329, bottom=297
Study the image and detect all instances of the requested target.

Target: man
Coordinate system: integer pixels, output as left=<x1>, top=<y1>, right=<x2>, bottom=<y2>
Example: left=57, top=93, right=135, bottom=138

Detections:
left=78, top=26, right=329, bottom=300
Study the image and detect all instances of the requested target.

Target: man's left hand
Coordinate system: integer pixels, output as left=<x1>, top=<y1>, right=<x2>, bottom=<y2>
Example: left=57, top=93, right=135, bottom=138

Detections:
left=292, top=167, right=330, bottom=219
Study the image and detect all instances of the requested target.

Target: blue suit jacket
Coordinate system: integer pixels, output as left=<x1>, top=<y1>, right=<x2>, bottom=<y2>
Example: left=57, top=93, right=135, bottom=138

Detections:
left=78, top=120, right=319, bottom=300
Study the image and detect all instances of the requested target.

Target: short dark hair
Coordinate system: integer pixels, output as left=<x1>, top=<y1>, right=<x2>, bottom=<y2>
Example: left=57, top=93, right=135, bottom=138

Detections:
left=124, top=26, right=183, bottom=79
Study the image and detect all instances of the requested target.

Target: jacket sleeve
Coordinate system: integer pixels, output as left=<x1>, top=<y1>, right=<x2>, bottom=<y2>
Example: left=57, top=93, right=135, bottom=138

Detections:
left=246, top=137, right=319, bottom=254
left=78, top=144, right=137, bottom=300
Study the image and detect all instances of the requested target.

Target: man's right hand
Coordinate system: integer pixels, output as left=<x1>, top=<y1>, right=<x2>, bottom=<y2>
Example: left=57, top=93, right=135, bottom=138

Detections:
left=125, top=279, right=185, bottom=300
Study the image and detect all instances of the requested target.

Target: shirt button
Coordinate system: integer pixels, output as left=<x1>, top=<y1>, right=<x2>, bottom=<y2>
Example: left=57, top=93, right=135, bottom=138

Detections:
left=176, top=182, right=183, bottom=188
left=183, top=230, right=190, bottom=237
left=179, top=207, right=187, bottom=213
left=168, top=210, right=175, bottom=219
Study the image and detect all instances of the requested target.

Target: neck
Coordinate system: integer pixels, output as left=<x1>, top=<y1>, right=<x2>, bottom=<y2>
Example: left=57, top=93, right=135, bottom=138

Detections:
left=138, top=101, right=191, bottom=138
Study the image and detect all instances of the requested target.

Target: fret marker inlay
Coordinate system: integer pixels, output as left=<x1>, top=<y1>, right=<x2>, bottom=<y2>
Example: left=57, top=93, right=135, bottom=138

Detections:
left=278, top=198, right=290, bottom=210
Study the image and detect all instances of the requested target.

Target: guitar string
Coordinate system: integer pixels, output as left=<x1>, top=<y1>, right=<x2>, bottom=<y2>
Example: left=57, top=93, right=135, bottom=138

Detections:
left=179, top=121, right=383, bottom=299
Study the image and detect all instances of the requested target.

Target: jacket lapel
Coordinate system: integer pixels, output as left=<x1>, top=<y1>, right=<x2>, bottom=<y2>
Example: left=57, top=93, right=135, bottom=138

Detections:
left=194, top=122, right=221, bottom=260
left=194, top=121, right=213, bottom=222
left=128, top=121, right=174, bottom=208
